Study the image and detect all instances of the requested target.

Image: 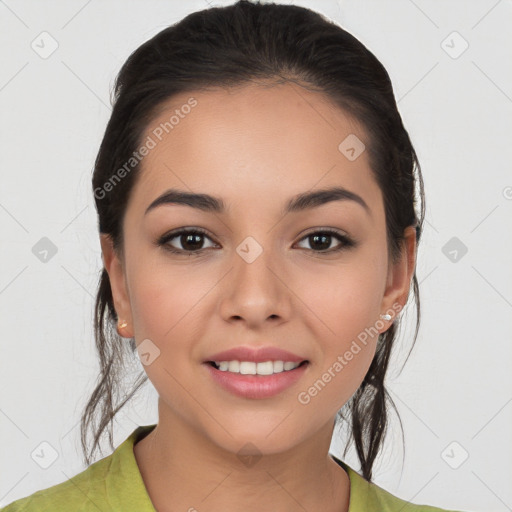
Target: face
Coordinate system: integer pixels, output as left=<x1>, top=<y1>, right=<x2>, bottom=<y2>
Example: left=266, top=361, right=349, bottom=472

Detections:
left=101, top=82, right=415, bottom=456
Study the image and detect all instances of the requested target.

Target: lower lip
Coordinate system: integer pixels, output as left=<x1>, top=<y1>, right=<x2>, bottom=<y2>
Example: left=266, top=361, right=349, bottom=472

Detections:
left=203, top=362, right=309, bottom=399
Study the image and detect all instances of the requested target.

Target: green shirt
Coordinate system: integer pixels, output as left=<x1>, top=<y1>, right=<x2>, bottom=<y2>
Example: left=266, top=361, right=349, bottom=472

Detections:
left=1, top=424, right=462, bottom=511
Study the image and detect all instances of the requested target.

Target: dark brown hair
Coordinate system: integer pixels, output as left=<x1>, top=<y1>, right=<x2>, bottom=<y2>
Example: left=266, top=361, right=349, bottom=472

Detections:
left=83, top=0, right=424, bottom=482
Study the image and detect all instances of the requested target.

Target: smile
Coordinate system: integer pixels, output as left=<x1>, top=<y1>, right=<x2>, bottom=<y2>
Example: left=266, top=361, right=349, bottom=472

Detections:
left=209, top=360, right=306, bottom=375
left=204, top=360, right=309, bottom=399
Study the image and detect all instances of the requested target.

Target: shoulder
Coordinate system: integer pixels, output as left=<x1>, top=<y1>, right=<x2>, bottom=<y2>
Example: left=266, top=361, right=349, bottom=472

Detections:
left=1, top=425, right=157, bottom=512
left=351, top=472, right=462, bottom=512
left=332, top=456, right=464, bottom=512
left=0, top=452, right=115, bottom=512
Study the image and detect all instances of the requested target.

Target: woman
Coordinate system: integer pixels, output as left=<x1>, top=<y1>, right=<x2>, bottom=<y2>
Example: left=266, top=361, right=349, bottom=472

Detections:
left=1, top=1, right=466, bottom=511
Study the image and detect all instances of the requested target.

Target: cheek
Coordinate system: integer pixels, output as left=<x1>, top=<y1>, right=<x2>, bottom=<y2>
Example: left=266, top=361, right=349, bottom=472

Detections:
left=296, top=247, right=386, bottom=342
left=292, top=251, right=386, bottom=408
left=125, top=264, right=212, bottom=409
left=296, top=342, right=376, bottom=419
left=296, top=279, right=380, bottom=415
left=127, top=257, right=216, bottom=342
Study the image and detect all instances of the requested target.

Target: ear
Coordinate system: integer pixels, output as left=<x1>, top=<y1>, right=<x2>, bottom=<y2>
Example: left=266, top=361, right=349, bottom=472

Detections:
left=100, top=233, right=134, bottom=338
left=379, top=225, right=417, bottom=329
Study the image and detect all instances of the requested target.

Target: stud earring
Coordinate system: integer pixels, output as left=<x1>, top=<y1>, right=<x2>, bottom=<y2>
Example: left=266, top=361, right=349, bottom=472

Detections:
left=380, top=314, right=392, bottom=321
left=117, top=320, right=128, bottom=338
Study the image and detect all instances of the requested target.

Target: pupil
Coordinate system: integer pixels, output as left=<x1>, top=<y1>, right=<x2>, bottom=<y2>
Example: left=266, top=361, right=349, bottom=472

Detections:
left=182, top=234, right=203, bottom=250
left=311, top=234, right=330, bottom=251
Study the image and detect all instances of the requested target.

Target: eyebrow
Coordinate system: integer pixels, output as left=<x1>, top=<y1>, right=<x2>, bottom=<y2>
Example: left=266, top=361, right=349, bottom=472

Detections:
left=144, top=186, right=371, bottom=217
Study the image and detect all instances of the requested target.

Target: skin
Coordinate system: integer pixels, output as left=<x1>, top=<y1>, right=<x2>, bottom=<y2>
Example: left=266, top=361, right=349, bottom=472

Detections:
left=101, top=81, right=416, bottom=512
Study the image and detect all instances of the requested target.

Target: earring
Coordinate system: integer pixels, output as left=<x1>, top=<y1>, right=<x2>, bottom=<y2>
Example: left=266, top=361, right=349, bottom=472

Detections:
left=380, top=314, right=392, bottom=321
left=117, top=321, right=128, bottom=338
left=117, top=320, right=128, bottom=338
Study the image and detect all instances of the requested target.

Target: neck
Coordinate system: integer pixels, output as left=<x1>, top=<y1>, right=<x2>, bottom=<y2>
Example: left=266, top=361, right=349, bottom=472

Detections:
left=133, top=407, right=350, bottom=512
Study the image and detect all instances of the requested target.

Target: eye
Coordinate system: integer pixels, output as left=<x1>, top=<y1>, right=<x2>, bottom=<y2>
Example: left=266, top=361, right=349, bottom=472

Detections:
left=157, top=228, right=217, bottom=255
left=295, top=229, right=355, bottom=253
left=156, top=227, right=356, bottom=256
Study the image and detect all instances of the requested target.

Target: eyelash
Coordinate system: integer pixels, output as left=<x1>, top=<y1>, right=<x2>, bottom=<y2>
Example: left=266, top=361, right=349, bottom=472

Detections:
left=156, top=227, right=356, bottom=256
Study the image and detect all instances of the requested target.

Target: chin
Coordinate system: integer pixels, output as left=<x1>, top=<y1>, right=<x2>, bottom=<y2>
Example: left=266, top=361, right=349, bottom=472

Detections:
left=202, top=416, right=311, bottom=459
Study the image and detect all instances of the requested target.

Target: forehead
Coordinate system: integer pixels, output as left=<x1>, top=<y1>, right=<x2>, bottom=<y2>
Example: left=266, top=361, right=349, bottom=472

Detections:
left=129, top=82, right=381, bottom=217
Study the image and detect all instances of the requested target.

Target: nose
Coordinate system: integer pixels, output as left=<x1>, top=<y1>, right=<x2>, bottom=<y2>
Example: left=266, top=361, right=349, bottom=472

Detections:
left=218, top=244, right=292, bottom=329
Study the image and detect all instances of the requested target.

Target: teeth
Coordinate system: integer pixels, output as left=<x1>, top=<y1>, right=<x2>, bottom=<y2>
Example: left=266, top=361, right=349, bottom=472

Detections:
left=214, top=360, right=303, bottom=375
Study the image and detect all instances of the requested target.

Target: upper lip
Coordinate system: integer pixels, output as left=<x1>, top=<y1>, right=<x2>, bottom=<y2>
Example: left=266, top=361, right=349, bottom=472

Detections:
left=205, top=346, right=308, bottom=363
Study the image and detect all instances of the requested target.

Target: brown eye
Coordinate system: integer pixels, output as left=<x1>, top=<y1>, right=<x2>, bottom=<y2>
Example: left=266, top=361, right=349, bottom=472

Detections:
left=157, top=228, right=217, bottom=255
left=296, top=230, right=355, bottom=253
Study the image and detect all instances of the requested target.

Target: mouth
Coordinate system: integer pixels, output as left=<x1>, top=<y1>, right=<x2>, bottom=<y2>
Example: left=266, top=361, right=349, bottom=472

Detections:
left=206, top=359, right=309, bottom=375
left=203, top=359, right=310, bottom=399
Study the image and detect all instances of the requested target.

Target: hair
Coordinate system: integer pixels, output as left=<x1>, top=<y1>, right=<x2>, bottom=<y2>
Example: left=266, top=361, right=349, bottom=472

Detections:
left=83, top=0, right=424, bottom=482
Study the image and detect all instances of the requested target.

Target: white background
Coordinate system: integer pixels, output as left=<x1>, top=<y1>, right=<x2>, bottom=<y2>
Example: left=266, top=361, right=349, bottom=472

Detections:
left=1, top=1, right=511, bottom=510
